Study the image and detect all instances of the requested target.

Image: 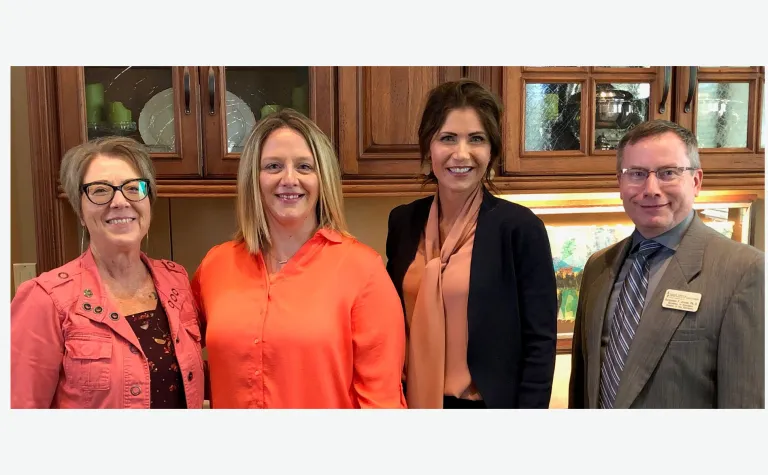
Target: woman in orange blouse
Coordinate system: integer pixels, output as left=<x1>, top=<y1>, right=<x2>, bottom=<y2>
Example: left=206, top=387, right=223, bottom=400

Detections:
left=192, top=109, right=406, bottom=409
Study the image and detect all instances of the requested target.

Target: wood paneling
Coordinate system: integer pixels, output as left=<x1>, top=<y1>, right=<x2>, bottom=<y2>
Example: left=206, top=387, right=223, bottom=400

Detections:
left=338, top=66, right=462, bottom=177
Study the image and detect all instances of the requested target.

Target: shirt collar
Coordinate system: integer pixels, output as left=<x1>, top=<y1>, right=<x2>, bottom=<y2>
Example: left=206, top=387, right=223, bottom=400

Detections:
left=631, top=210, right=694, bottom=252
left=316, top=227, right=343, bottom=244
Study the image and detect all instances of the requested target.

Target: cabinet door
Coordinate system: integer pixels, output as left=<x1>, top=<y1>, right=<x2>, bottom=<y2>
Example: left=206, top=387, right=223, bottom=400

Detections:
left=57, top=66, right=202, bottom=178
left=338, top=66, right=463, bottom=177
left=201, top=66, right=335, bottom=177
left=674, top=66, right=764, bottom=172
left=502, top=66, right=671, bottom=175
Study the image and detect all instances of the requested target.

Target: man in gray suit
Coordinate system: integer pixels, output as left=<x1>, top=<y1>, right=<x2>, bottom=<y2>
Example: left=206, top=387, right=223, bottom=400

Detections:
left=569, top=120, right=764, bottom=409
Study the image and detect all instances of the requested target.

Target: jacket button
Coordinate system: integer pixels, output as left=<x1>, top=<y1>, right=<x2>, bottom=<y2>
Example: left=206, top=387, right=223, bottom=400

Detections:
left=58, top=272, right=69, bottom=279
left=130, top=346, right=140, bottom=354
left=94, top=306, right=103, bottom=314
left=130, top=385, right=141, bottom=396
left=110, top=312, right=119, bottom=321
left=82, top=303, right=92, bottom=311
left=188, top=372, right=193, bottom=381
left=83, top=289, right=93, bottom=297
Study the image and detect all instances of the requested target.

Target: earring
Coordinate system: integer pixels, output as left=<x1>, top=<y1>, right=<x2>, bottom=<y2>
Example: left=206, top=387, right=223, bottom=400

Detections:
left=80, top=227, right=86, bottom=254
left=422, top=160, right=432, bottom=176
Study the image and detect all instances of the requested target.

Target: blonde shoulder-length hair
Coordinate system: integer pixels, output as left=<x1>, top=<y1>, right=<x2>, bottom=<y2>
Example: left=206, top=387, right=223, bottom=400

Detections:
left=235, top=108, right=349, bottom=255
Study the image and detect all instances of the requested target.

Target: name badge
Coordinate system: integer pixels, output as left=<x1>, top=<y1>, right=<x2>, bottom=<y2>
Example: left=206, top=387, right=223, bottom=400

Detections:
left=662, top=289, right=702, bottom=312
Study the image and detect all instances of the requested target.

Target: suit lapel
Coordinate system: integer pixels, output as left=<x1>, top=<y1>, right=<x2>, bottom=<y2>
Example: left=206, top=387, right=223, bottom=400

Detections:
left=613, top=218, right=708, bottom=408
left=586, top=239, right=632, bottom=408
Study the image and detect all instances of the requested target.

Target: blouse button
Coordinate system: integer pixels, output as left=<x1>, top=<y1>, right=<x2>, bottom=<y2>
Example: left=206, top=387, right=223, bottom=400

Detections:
left=253, top=338, right=260, bottom=344
left=254, top=370, right=261, bottom=376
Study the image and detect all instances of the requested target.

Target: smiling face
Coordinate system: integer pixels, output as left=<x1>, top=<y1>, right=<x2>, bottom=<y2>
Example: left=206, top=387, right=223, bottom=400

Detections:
left=429, top=107, right=491, bottom=198
left=258, top=127, right=320, bottom=232
left=80, top=154, right=151, bottom=253
left=619, top=132, right=703, bottom=238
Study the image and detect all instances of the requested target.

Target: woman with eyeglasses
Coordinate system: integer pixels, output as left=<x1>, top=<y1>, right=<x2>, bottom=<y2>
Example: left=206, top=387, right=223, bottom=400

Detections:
left=11, top=136, right=205, bottom=409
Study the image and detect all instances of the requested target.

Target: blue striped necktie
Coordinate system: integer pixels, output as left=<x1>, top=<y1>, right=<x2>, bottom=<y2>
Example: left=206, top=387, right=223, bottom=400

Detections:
left=599, top=239, right=663, bottom=409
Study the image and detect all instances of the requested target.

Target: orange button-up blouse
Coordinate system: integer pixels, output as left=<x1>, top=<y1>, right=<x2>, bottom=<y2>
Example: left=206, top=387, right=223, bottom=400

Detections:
left=191, top=228, right=407, bottom=409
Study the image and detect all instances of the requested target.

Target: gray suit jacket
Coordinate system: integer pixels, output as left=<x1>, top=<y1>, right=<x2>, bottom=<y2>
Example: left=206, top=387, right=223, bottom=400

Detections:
left=569, top=215, right=765, bottom=408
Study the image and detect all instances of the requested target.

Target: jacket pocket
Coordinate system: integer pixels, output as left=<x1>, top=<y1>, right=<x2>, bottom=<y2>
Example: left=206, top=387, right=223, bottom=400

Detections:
left=183, top=322, right=202, bottom=343
left=670, top=329, right=706, bottom=342
left=64, top=335, right=112, bottom=391
left=182, top=322, right=204, bottom=370
left=179, top=321, right=205, bottom=408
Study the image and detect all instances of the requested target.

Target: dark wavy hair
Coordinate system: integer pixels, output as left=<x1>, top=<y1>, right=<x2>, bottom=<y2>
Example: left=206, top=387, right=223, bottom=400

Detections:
left=417, top=79, right=503, bottom=192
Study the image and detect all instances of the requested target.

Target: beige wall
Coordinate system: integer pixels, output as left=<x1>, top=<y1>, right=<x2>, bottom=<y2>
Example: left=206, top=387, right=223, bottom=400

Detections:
left=10, top=65, right=765, bottom=407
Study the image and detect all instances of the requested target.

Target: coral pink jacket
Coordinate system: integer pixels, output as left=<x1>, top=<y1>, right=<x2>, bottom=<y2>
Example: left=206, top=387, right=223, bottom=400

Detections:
left=11, top=250, right=205, bottom=409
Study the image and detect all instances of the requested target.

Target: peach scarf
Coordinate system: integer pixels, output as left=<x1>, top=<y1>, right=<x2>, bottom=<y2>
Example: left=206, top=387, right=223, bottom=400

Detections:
left=405, top=185, right=483, bottom=409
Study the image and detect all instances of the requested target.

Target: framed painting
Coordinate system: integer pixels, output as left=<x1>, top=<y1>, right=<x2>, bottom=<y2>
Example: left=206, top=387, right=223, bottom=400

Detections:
left=546, top=215, right=739, bottom=355
left=546, top=223, right=635, bottom=354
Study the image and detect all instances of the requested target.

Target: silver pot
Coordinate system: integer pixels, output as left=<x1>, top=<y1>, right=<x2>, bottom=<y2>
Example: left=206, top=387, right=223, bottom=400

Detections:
left=595, top=84, right=635, bottom=128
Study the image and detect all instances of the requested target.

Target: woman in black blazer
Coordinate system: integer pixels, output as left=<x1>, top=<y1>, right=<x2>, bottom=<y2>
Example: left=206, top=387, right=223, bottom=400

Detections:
left=385, top=79, right=558, bottom=409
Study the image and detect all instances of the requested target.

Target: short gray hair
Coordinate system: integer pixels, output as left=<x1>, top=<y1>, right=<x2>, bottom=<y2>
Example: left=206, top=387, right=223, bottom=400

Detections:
left=616, top=119, right=700, bottom=173
left=59, top=136, right=157, bottom=225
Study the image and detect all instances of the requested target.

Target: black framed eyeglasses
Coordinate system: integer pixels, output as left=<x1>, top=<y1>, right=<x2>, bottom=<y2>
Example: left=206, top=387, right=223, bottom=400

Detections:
left=81, top=178, right=150, bottom=205
left=620, top=166, right=698, bottom=185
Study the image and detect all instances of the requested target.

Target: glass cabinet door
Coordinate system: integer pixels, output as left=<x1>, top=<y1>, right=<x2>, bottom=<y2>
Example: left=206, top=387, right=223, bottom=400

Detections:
left=675, top=67, right=764, bottom=172
left=524, top=82, right=583, bottom=152
left=592, top=81, right=651, bottom=151
left=83, top=67, right=174, bottom=150
left=695, top=81, right=750, bottom=149
left=57, top=66, right=202, bottom=178
left=505, top=67, right=669, bottom=175
left=202, top=66, right=312, bottom=177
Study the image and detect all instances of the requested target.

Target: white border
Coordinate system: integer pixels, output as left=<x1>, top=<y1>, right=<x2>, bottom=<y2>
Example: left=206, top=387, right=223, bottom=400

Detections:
left=2, top=0, right=767, bottom=472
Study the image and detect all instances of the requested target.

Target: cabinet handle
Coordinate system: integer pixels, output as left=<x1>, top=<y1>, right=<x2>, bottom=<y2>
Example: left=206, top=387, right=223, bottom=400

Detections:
left=658, top=66, right=671, bottom=114
left=208, top=67, right=216, bottom=116
left=183, top=68, right=191, bottom=115
left=683, top=66, right=697, bottom=113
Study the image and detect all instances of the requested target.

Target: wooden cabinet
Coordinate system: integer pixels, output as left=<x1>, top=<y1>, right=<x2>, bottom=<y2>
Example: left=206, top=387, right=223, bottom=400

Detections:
left=337, top=66, right=463, bottom=177
left=57, top=66, right=204, bottom=178
left=43, top=65, right=762, bottom=188
left=673, top=67, right=764, bottom=172
left=500, top=66, right=765, bottom=190
left=502, top=67, right=672, bottom=176
left=53, top=66, right=336, bottom=179
left=202, top=67, right=336, bottom=177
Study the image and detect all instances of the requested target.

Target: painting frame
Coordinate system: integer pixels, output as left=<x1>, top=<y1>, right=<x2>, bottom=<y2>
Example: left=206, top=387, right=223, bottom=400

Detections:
left=544, top=208, right=745, bottom=356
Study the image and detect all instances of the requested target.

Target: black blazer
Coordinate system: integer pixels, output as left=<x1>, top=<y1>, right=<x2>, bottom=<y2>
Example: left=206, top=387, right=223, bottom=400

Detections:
left=385, top=187, right=558, bottom=408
